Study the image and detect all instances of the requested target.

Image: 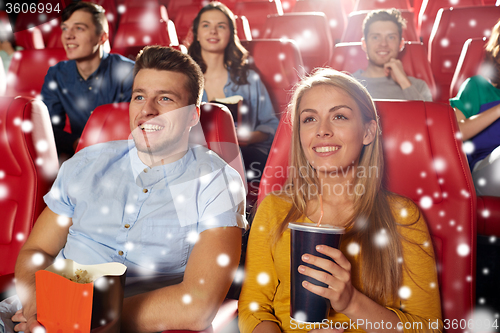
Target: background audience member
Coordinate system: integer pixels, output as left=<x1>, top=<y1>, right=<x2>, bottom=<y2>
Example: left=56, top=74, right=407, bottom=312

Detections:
left=0, top=27, right=22, bottom=74
left=41, top=2, right=134, bottom=161
left=188, top=1, right=279, bottom=183
left=353, top=9, right=432, bottom=101
left=238, top=68, right=441, bottom=333
left=450, top=19, right=500, bottom=197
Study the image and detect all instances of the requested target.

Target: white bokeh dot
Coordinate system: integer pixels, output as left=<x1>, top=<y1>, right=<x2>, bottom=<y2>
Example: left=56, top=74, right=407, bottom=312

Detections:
left=399, top=286, right=411, bottom=299
left=347, top=242, right=360, bottom=256
left=32, top=327, right=46, bottom=333
left=187, top=230, right=199, bottom=244
left=482, top=210, right=490, bottom=218
left=32, top=253, right=44, bottom=266
left=430, top=282, right=436, bottom=288
left=0, top=170, right=4, bottom=179
left=274, top=73, right=282, bottom=82
left=182, top=294, right=192, bottom=304
left=16, top=233, right=25, bottom=241
left=419, top=196, right=432, bottom=210
left=294, top=311, right=307, bottom=322
left=457, top=244, right=470, bottom=257
left=21, top=120, right=33, bottom=133
left=440, top=38, right=449, bottom=47
left=217, top=253, right=230, bottom=267
left=257, top=272, right=270, bottom=285
left=0, top=185, right=8, bottom=199
left=375, top=229, right=389, bottom=247
left=57, top=216, right=71, bottom=227
left=462, top=141, right=475, bottom=154
left=400, top=141, right=413, bottom=154
left=229, top=181, right=240, bottom=193
left=477, top=178, right=486, bottom=187
left=469, top=19, right=476, bottom=27
left=483, top=268, right=489, bottom=275
left=249, top=302, right=259, bottom=311
left=433, top=158, right=446, bottom=172
left=36, top=140, right=49, bottom=152
left=400, top=208, right=408, bottom=217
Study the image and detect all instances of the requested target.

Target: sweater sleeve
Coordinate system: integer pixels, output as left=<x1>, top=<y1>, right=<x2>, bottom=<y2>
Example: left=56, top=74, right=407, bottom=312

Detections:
left=402, top=78, right=433, bottom=102
left=386, top=197, right=443, bottom=333
left=238, top=195, right=283, bottom=333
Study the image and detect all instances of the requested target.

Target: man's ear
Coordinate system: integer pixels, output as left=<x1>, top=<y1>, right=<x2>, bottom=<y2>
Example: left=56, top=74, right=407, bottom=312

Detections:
left=361, top=37, right=367, bottom=53
left=399, top=38, right=405, bottom=52
left=363, top=120, right=377, bottom=146
left=99, top=31, right=109, bottom=45
left=189, top=106, right=200, bottom=127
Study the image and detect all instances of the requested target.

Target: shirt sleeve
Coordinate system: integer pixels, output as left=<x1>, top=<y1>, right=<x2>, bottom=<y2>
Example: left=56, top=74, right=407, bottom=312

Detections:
left=386, top=197, right=443, bottom=333
left=43, top=155, right=82, bottom=217
left=238, top=195, right=282, bottom=333
left=41, top=66, right=80, bottom=155
left=196, top=162, right=247, bottom=233
left=449, top=76, right=482, bottom=119
left=402, top=79, right=433, bottom=102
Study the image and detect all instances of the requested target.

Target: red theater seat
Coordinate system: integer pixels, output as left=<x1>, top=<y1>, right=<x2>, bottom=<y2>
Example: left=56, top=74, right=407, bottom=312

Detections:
left=113, top=19, right=178, bottom=49
left=341, top=10, right=419, bottom=43
left=241, top=39, right=305, bottom=117
left=263, top=13, right=333, bottom=73
left=0, top=96, right=59, bottom=277
left=354, top=0, right=411, bottom=11
left=258, top=100, right=476, bottom=330
left=330, top=41, right=437, bottom=100
left=292, top=0, right=346, bottom=43
left=233, top=0, right=283, bottom=39
left=418, top=0, right=484, bottom=47
left=450, top=37, right=487, bottom=99
left=428, top=5, right=500, bottom=102
left=14, top=27, right=45, bottom=50
left=5, top=48, right=68, bottom=97
left=172, top=4, right=203, bottom=44
left=167, top=0, right=204, bottom=21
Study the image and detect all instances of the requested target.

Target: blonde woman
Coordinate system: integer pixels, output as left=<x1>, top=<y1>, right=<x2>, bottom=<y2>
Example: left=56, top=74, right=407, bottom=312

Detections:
left=238, top=69, right=442, bottom=333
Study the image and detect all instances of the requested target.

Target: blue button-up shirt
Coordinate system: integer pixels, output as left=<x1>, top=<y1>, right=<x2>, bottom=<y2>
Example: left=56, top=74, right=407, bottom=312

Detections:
left=44, top=140, right=247, bottom=296
left=202, top=69, right=279, bottom=154
left=41, top=53, right=135, bottom=155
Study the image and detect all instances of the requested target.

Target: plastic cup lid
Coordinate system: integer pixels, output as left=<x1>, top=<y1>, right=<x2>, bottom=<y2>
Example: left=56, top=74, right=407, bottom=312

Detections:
left=288, top=222, right=345, bottom=234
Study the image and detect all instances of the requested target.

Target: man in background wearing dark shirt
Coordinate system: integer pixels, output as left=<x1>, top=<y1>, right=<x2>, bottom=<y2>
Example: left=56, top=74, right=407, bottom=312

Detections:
left=41, top=1, right=134, bottom=160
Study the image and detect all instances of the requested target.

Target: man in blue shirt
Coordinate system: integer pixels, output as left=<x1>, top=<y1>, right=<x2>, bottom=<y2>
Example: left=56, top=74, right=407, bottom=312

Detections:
left=41, top=2, right=134, bottom=159
left=5, top=46, right=246, bottom=333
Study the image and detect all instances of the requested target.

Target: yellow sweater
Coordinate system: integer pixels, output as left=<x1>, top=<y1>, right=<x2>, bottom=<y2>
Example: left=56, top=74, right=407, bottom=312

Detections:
left=238, top=194, right=443, bottom=333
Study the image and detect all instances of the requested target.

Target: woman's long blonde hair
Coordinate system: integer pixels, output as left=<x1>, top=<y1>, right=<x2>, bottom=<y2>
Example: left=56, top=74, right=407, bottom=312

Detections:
left=485, top=19, right=500, bottom=86
left=273, top=68, right=404, bottom=305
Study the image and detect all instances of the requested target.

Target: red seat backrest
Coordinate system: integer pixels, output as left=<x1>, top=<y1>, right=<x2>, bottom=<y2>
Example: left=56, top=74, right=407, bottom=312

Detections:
left=354, top=0, right=411, bottom=11
left=5, top=48, right=68, bottom=97
left=428, top=5, right=500, bottom=102
left=418, top=0, right=484, bottom=47
left=167, top=0, right=204, bottom=21
left=233, top=1, right=283, bottom=39
left=330, top=41, right=437, bottom=100
left=258, top=100, right=476, bottom=329
left=341, top=10, right=419, bottom=43
left=0, top=96, right=59, bottom=276
left=263, top=13, right=333, bottom=73
left=292, top=0, right=346, bottom=43
left=76, top=102, right=245, bottom=183
left=13, top=27, right=45, bottom=50
left=241, top=39, right=305, bottom=117
left=113, top=20, right=173, bottom=48
left=450, top=37, right=487, bottom=99
left=172, top=4, right=203, bottom=44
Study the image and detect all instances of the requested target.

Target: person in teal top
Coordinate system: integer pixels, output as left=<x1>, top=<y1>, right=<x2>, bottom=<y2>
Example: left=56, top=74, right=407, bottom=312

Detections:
left=449, top=19, right=500, bottom=197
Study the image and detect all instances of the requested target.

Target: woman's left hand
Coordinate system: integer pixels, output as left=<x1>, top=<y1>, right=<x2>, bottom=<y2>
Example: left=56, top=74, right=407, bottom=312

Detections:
left=299, top=245, right=358, bottom=314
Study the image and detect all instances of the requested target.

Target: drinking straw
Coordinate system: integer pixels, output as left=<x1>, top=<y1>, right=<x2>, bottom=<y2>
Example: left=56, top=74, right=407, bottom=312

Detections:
left=317, top=193, right=324, bottom=227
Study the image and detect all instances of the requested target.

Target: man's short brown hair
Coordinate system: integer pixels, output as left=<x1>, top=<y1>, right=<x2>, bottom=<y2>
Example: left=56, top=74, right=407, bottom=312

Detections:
left=134, top=46, right=204, bottom=107
left=61, top=1, right=108, bottom=36
left=362, top=8, right=407, bottom=41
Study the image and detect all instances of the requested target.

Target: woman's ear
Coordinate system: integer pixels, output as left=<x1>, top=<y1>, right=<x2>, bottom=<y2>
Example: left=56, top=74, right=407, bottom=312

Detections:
left=363, top=120, right=377, bottom=145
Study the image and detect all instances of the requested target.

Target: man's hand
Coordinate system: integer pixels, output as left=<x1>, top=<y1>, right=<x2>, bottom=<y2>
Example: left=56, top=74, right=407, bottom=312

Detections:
left=12, top=309, right=44, bottom=333
left=383, top=58, right=412, bottom=90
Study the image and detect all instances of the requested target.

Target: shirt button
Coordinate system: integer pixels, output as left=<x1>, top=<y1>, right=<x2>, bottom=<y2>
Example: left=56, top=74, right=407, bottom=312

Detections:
left=144, top=168, right=148, bottom=173
left=143, top=188, right=148, bottom=193
left=89, top=87, right=92, bottom=90
left=124, top=224, right=130, bottom=228
left=118, top=251, right=124, bottom=256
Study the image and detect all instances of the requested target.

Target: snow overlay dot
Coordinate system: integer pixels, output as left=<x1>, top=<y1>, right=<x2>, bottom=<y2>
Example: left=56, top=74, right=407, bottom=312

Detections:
left=0, top=170, right=4, bottom=179
left=399, top=286, right=411, bottom=299
left=440, top=38, right=449, bottom=47
left=21, top=120, right=33, bottom=133
left=400, top=141, right=413, bottom=154
left=419, top=196, right=432, bottom=210
left=374, top=229, right=389, bottom=247
left=217, top=253, right=230, bottom=267
left=347, top=242, right=360, bottom=256
left=32, top=327, right=46, bottom=333
left=234, top=268, right=244, bottom=283
left=294, top=311, right=307, bottom=322
left=482, top=210, right=490, bottom=218
left=249, top=302, right=259, bottom=311
left=477, top=178, right=486, bottom=187
left=53, top=258, right=66, bottom=270
left=483, top=268, right=489, bottom=275
left=32, top=253, right=44, bottom=266
left=186, top=230, right=199, bottom=244
left=257, top=272, right=270, bottom=285
left=457, top=244, right=470, bottom=257
left=182, top=294, right=192, bottom=304
left=16, top=233, right=24, bottom=241
left=462, top=141, right=475, bottom=154
left=36, top=140, right=49, bottom=152
left=0, top=185, right=8, bottom=199
left=57, top=216, right=71, bottom=227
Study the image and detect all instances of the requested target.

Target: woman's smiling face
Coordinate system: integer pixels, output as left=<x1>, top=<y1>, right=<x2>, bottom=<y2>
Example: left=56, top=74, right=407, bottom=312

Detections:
left=298, top=84, right=375, bottom=174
